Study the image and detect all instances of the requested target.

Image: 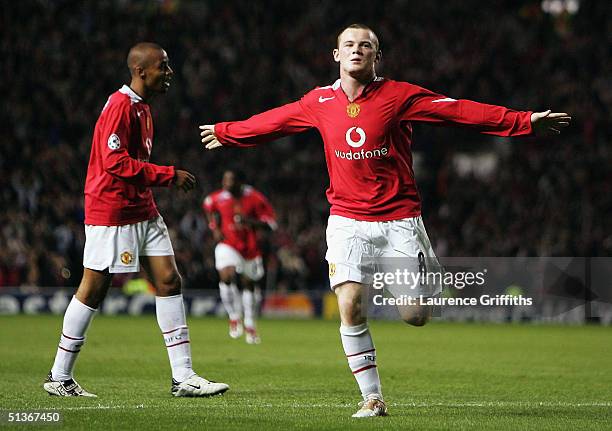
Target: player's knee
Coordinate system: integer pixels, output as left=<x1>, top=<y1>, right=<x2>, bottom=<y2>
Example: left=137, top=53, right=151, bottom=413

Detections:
left=241, top=277, right=254, bottom=291
left=337, top=291, right=358, bottom=312
left=340, top=304, right=364, bottom=326
left=76, top=270, right=111, bottom=308
left=403, top=315, right=430, bottom=327
left=75, top=290, right=105, bottom=309
left=218, top=267, right=236, bottom=284
left=156, top=270, right=182, bottom=296
left=398, top=304, right=432, bottom=326
left=336, top=290, right=364, bottom=326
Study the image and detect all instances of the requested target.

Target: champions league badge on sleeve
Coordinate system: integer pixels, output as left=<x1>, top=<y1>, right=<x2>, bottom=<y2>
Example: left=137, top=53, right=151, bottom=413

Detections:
left=107, top=134, right=121, bottom=150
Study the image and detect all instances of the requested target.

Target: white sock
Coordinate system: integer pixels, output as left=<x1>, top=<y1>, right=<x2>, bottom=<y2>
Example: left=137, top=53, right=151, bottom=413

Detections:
left=219, top=282, right=240, bottom=321
left=243, top=289, right=256, bottom=329
left=231, top=283, right=243, bottom=319
left=254, top=286, right=263, bottom=308
left=156, top=294, right=195, bottom=382
left=340, top=323, right=382, bottom=401
left=51, top=296, right=97, bottom=381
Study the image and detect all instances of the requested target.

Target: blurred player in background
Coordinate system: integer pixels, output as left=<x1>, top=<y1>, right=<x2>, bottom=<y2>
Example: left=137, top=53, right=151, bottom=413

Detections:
left=204, top=170, right=277, bottom=344
left=44, top=42, right=229, bottom=398
left=200, top=24, right=570, bottom=417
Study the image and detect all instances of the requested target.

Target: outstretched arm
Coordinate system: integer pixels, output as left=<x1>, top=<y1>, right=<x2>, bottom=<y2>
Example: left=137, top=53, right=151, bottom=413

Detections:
left=399, top=83, right=571, bottom=137
left=199, top=99, right=315, bottom=150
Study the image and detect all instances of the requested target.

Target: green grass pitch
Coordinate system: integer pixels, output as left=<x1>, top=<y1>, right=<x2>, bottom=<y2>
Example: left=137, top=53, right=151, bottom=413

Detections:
left=1, top=315, right=611, bottom=430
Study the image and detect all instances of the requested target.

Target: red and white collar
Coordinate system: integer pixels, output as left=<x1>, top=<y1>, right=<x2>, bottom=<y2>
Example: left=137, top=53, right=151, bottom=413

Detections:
left=119, top=85, right=143, bottom=104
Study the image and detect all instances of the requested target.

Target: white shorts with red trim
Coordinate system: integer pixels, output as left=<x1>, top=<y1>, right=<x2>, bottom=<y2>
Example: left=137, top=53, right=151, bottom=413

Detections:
left=325, top=214, right=440, bottom=294
left=83, top=216, right=174, bottom=273
left=214, top=243, right=264, bottom=281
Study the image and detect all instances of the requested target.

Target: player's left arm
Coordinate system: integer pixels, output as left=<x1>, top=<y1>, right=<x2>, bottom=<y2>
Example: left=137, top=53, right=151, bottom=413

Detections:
left=245, top=191, right=277, bottom=231
left=100, top=102, right=177, bottom=186
left=398, top=84, right=571, bottom=136
left=255, top=192, right=278, bottom=231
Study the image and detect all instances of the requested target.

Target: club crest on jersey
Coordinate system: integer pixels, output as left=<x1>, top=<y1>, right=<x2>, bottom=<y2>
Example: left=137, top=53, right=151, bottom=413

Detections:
left=107, top=134, right=121, bottom=150
left=346, top=102, right=360, bottom=118
left=120, top=251, right=133, bottom=265
left=329, top=263, right=336, bottom=278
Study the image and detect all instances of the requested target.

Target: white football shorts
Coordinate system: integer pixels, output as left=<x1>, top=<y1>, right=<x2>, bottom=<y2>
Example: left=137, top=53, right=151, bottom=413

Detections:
left=325, top=214, right=441, bottom=296
left=83, top=216, right=174, bottom=273
left=214, top=243, right=264, bottom=281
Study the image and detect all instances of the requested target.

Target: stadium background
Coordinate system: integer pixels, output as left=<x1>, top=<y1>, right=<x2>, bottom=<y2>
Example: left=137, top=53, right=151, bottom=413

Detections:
left=1, top=2, right=611, bottom=429
left=0, top=0, right=610, bottom=302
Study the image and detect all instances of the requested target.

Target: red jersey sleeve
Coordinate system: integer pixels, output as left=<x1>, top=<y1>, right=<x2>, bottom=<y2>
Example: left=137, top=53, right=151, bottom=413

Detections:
left=397, top=83, right=533, bottom=137
left=100, top=102, right=175, bottom=186
left=214, top=98, right=315, bottom=147
left=203, top=194, right=216, bottom=214
left=202, top=194, right=219, bottom=229
left=252, top=190, right=277, bottom=229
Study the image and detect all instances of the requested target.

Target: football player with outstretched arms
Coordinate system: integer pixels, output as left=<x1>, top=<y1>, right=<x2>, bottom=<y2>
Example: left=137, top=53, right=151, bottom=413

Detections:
left=199, top=24, right=570, bottom=417
left=204, top=170, right=276, bottom=344
left=44, top=43, right=229, bottom=398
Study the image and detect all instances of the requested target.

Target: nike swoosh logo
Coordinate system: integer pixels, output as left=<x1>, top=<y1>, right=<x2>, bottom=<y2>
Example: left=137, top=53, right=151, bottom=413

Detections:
left=187, top=384, right=201, bottom=389
left=318, top=96, right=335, bottom=103
left=432, top=97, right=457, bottom=103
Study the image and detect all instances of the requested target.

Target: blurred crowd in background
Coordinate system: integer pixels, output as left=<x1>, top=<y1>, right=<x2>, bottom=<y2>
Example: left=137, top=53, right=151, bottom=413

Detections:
left=1, top=0, right=610, bottom=291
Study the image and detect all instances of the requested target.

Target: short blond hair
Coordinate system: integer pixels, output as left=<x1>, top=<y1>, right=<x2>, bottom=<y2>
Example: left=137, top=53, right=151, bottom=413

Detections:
left=336, top=24, right=380, bottom=52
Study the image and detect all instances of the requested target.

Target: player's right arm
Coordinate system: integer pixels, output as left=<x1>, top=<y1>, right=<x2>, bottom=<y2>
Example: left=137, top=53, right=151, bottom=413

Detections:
left=199, top=99, right=315, bottom=150
left=99, top=101, right=177, bottom=187
left=203, top=194, right=223, bottom=242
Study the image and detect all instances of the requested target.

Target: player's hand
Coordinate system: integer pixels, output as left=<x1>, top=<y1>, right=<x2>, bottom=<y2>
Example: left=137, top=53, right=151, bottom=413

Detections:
left=199, top=124, right=223, bottom=150
left=530, top=110, right=571, bottom=135
left=174, top=169, right=196, bottom=192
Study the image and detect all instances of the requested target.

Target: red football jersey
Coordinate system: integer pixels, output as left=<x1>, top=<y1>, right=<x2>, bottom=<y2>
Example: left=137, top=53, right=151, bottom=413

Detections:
left=203, top=186, right=276, bottom=259
left=215, top=78, right=533, bottom=221
left=84, top=86, right=175, bottom=226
